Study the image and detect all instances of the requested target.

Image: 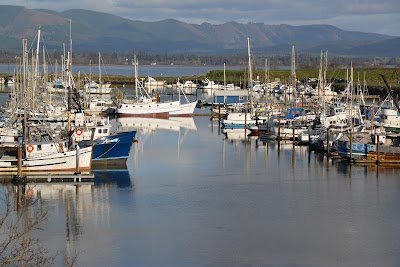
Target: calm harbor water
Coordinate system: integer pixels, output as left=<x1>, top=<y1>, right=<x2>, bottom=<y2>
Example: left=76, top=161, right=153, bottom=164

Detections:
left=2, top=116, right=400, bottom=266
left=0, top=65, right=399, bottom=266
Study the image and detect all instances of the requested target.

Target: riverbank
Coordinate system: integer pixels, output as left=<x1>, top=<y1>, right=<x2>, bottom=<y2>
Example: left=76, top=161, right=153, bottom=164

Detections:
left=1, top=67, right=399, bottom=94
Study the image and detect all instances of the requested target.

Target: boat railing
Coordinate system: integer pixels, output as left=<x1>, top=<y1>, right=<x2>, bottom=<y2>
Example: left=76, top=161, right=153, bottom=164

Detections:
left=27, top=151, right=63, bottom=159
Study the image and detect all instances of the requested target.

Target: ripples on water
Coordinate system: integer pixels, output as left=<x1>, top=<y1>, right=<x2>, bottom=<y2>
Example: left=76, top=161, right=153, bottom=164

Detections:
left=3, top=116, right=400, bottom=267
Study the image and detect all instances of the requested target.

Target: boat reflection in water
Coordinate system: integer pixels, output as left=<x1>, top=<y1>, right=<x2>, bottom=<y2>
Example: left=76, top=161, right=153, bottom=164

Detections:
left=222, top=128, right=258, bottom=143
left=114, top=117, right=197, bottom=134
left=11, top=168, right=134, bottom=266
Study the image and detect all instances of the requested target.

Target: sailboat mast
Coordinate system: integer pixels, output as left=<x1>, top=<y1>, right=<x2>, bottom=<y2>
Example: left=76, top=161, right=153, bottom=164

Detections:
left=22, top=39, right=28, bottom=152
left=247, top=37, right=253, bottom=114
left=291, top=45, right=296, bottom=106
left=99, top=52, right=101, bottom=83
left=32, top=29, right=41, bottom=111
left=247, top=38, right=252, bottom=89
left=134, top=55, right=138, bottom=100
left=223, top=63, right=226, bottom=88
left=67, top=18, right=73, bottom=133
left=69, top=18, right=72, bottom=70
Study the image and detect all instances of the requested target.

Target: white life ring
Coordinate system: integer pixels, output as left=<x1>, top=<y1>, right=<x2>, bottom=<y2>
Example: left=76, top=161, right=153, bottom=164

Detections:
left=75, top=128, right=83, bottom=136
left=26, top=145, right=34, bottom=153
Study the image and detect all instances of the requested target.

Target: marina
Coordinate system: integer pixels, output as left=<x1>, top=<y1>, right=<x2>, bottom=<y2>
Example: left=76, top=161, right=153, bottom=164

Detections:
left=0, top=41, right=399, bottom=266
left=0, top=2, right=399, bottom=266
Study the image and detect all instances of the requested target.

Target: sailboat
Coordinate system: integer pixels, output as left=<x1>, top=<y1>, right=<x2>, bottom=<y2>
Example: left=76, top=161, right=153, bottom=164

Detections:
left=83, top=52, right=112, bottom=94
left=221, top=38, right=256, bottom=129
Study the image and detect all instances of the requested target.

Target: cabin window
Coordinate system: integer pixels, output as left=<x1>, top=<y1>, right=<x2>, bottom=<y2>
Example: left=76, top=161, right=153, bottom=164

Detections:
left=98, top=129, right=102, bottom=133
left=37, top=145, right=42, bottom=151
left=104, top=129, right=108, bottom=134
left=239, top=96, right=244, bottom=100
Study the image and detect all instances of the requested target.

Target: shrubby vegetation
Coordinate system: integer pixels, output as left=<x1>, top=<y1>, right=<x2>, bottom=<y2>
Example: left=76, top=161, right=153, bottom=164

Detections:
left=0, top=51, right=399, bottom=69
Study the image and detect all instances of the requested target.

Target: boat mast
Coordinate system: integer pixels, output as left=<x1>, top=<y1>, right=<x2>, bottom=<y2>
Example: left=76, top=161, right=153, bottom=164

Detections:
left=134, top=55, right=138, bottom=100
left=32, top=28, right=41, bottom=112
left=291, top=45, right=296, bottom=106
left=223, top=62, right=226, bottom=88
left=67, top=18, right=72, bottom=133
left=223, top=62, right=226, bottom=103
left=69, top=18, right=72, bottom=71
left=349, top=61, right=354, bottom=128
left=265, top=58, right=269, bottom=84
left=99, top=52, right=101, bottom=84
left=22, top=39, right=28, bottom=157
left=247, top=37, right=253, bottom=114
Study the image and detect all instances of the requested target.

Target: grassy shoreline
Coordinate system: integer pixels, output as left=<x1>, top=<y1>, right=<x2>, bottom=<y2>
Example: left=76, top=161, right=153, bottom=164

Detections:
left=2, top=67, right=399, bottom=93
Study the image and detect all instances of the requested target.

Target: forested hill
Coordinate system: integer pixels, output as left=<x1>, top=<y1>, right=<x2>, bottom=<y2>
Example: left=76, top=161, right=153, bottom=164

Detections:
left=0, top=5, right=398, bottom=57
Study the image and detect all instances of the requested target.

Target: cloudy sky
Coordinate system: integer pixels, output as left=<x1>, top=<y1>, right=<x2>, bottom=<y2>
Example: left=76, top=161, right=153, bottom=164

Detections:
left=6, top=0, right=400, bottom=36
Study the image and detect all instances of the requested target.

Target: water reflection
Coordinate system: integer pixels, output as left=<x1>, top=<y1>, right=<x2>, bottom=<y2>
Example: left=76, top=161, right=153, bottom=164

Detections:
left=4, top=117, right=400, bottom=266
left=8, top=167, right=136, bottom=266
left=113, top=117, right=197, bottom=134
left=93, top=170, right=134, bottom=188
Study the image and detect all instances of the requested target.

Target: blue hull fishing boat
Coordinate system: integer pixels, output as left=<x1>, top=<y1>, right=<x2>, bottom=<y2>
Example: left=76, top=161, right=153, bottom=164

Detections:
left=91, top=131, right=137, bottom=162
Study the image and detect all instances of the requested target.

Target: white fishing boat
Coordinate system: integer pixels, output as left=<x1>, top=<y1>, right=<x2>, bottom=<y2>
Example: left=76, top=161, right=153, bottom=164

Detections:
left=116, top=96, right=181, bottom=118
left=0, top=141, right=92, bottom=175
left=115, top=57, right=181, bottom=118
left=72, top=113, right=112, bottom=142
left=0, top=122, right=93, bottom=175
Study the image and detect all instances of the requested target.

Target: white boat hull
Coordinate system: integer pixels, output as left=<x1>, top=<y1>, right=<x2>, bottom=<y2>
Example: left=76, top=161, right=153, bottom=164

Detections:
left=170, top=101, right=197, bottom=117
left=0, top=146, right=93, bottom=174
left=115, top=100, right=181, bottom=118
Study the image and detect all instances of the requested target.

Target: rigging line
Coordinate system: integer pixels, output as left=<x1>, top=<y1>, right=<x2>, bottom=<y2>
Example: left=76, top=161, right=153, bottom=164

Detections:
left=92, top=140, right=120, bottom=159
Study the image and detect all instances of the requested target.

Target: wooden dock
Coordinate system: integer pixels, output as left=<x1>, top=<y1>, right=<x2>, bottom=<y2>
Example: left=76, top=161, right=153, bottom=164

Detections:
left=0, top=173, right=95, bottom=183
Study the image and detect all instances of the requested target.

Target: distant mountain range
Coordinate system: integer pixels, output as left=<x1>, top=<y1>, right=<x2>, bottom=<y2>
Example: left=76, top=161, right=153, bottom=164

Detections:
left=0, top=5, right=399, bottom=57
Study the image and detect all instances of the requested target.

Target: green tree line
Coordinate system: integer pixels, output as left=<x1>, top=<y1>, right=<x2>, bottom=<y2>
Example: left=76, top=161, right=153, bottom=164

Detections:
left=0, top=51, right=399, bottom=69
